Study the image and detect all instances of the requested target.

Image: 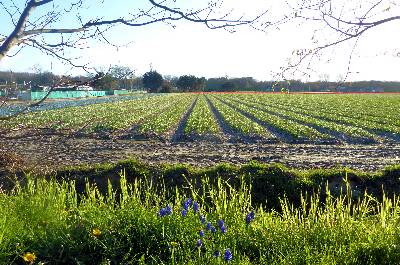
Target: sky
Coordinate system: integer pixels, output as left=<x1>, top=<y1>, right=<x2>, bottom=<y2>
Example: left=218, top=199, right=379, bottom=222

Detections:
left=0, top=0, right=399, bottom=81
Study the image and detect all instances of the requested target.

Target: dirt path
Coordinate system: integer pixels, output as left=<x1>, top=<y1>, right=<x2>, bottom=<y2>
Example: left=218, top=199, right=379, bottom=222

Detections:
left=2, top=135, right=400, bottom=171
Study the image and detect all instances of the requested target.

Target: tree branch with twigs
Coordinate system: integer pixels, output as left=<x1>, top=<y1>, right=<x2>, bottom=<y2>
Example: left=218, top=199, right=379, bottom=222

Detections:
left=274, top=0, right=400, bottom=81
left=1, top=0, right=398, bottom=94
left=0, top=0, right=268, bottom=67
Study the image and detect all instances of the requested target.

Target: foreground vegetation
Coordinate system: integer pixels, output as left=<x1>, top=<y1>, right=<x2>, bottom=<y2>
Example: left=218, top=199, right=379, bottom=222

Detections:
left=1, top=161, right=400, bottom=264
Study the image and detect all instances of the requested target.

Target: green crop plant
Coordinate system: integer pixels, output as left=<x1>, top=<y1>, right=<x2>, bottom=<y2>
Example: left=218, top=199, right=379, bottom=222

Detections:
left=0, top=94, right=181, bottom=133
left=257, top=94, right=400, bottom=133
left=1, top=93, right=399, bottom=143
left=217, top=95, right=329, bottom=140
left=233, top=94, right=376, bottom=140
left=139, top=95, right=196, bottom=135
left=184, top=95, right=220, bottom=135
left=208, top=96, right=271, bottom=137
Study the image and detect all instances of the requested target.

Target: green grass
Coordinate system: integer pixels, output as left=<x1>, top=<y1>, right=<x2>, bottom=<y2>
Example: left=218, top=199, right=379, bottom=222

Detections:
left=1, top=162, right=400, bottom=264
left=52, top=160, right=400, bottom=209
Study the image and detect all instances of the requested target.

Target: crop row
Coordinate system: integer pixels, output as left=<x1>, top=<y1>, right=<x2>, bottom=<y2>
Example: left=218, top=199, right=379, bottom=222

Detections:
left=230, top=94, right=377, bottom=140
left=206, top=96, right=271, bottom=138
left=184, top=95, right=220, bottom=135
left=252, top=94, right=400, bottom=133
left=1, top=93, right=399, bottom=143
left=0, top=94, right=192, bottom=135
left=213, top=95, right=330, bottom=141
left=0, top=94, right=151, bottom=117
left=305, top=94, right=400, bottom=125
left=139, top=95, right=195, bottom=134
left=88, top=94, right=183, bottom=133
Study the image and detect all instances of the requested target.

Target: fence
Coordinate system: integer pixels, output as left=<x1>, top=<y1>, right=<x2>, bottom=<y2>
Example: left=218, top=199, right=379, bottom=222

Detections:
left=113, top=90, right=131, bottom=96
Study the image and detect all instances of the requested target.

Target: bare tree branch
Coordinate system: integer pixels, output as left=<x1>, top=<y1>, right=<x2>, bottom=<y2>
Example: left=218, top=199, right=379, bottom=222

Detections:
left=0, top=0, right=269, bottom=67
left=1, top=0, right=397, bottom=83
left=0, top=0, right=40, bottom=61
left=275, top=0, right=399, bottom=80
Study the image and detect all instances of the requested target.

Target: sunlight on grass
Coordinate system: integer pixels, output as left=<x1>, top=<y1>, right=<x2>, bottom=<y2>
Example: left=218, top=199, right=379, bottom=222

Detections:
left=1, top=172, right=400, bottom=264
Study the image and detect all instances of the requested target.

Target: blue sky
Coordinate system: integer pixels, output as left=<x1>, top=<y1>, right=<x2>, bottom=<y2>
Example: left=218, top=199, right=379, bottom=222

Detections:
left=0, top=0, right=399, bottom=81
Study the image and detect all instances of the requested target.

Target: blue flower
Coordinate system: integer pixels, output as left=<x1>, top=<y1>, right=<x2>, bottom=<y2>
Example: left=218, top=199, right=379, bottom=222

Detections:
left=246, top=215, right=252, bottom=224
left=158, top=205, right=173, bottom=217
left=181, top=209, right=187, bottom=217
left=183, top=198, right=192, bottom=210
left=250, top=210, right=255, bottom=219
left=224, top=248, right=232, bottom=262
left=157, top=208, right=165, bottom=217
left=218, top=219, right=226, bottom=233
left=199, top=215, right=206, bottom=224
left=210, top=226, right=217, bottom=234
left=165, top=204, right=172, bottom=215
left=206, top=222, right=212, bottom=231
left=193, top=201, right=199, bottom=212
left=246, top=211, right=255, bottom=224
left=196, top=239, right=203, bottom=248
left=220, top=225, right=226, bottom=234
left=199, top=230, right=205, bottom=237
left=213, top=250, right=221, bottom=257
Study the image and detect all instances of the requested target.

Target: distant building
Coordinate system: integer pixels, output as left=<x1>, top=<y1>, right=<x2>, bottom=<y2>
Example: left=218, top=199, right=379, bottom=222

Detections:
left=76, top=85, right=93, bottom=91
left=31, top=85, right=94, bottom=91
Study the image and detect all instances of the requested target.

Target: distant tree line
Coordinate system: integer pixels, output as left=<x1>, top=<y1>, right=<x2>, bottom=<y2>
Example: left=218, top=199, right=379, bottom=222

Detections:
left=1, top=69, right=400, bottom=93
left=141, top=72, right=400, bottom=93
left=141, top=72, right=207, bottom=93
left=90, top=66, right=141, bottom=91
left=0, top=70, right=58, bottom=88
left=0, top=65, right=140, bottom=91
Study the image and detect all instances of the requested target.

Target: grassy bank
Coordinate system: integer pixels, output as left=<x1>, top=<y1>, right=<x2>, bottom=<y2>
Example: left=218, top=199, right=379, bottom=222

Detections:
left=51, top=159, right=400, bottom=209
left=0, top=161, right=400, bottom=264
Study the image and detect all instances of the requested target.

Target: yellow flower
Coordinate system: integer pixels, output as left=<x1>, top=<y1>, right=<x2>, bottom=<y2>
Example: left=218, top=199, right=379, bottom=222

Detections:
left=22, top=252, right=36, bottom=263
left=92, top=228, right=102, bottom=237
left=170, top=241, right=179, bottom=247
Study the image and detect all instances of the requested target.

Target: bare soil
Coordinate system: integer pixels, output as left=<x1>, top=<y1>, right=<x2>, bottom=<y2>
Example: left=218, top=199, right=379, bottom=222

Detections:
left=1, top=134, right=400, bottom=171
